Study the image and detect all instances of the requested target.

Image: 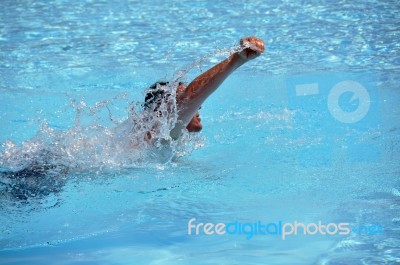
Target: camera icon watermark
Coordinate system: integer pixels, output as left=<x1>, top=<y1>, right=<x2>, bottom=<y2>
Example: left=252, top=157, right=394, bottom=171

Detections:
left=327, top=80, right=371, bottom=124
left=286, top=72, right=381, bottom=166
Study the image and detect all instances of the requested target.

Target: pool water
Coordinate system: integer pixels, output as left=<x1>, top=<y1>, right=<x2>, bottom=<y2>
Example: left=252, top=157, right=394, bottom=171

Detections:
left=1, top=0, right=399, bottom=264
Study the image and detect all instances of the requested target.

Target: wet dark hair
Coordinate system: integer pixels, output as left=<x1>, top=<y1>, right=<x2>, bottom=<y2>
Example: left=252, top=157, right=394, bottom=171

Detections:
left=144, top=81, right=183, bottom=110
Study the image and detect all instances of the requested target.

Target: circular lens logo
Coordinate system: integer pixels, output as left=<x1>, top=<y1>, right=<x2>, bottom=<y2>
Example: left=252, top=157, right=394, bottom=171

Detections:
left=327, top=80, right=370, bottom=123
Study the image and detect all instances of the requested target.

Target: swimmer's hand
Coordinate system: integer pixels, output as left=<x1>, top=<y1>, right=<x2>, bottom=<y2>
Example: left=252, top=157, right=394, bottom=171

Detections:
left=238, top=36, right=265, bottom=61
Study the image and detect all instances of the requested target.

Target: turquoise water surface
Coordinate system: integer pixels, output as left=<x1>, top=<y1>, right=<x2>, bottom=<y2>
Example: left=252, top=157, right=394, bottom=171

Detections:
left=1, top=0, right=399, bottom=264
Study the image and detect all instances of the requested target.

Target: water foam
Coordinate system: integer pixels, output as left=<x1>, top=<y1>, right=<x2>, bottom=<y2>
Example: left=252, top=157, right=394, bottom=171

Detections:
left=0, top=44, right=246, bottom=175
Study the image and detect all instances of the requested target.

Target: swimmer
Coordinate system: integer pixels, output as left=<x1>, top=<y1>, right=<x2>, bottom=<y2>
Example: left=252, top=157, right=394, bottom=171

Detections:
left=0, top=37, right=264, bottom=196
left=144, top=36, right=265, bottom=140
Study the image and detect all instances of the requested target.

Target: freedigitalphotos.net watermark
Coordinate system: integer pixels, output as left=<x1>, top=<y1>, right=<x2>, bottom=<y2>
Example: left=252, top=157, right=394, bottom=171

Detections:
left=187, top=218, right=383, bottom=240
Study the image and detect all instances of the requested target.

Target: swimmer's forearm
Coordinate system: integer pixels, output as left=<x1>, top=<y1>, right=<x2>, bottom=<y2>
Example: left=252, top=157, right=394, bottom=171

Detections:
left=182, top=53, right=245, bottom=104
left=182, top=36, right=264, bottom=103
left=170, top=54, right=246, bottom=139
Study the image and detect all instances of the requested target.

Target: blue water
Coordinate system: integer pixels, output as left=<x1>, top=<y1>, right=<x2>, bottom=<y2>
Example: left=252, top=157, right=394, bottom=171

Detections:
left=1, top=0, right=400, bottom=264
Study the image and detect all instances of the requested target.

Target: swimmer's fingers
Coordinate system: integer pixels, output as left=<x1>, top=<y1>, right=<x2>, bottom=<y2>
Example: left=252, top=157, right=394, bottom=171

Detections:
left=238, top=36, right=265, bottom=60
left=240, top=37, right=265, bottom=54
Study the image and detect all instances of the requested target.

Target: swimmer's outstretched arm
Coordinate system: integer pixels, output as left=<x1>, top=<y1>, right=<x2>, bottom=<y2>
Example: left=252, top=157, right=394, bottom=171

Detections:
left=170, top=36, right=264, bottom=139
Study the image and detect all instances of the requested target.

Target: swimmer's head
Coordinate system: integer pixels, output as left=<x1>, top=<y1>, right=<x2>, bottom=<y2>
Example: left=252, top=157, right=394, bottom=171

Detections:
left=145, top=81, right=202, bottom=132
left=144, top=81, right=172, bottom=111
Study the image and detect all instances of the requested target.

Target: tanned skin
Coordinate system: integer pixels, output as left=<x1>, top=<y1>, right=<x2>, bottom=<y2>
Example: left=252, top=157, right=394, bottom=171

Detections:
left=169, top=36, right=265, bottom=139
